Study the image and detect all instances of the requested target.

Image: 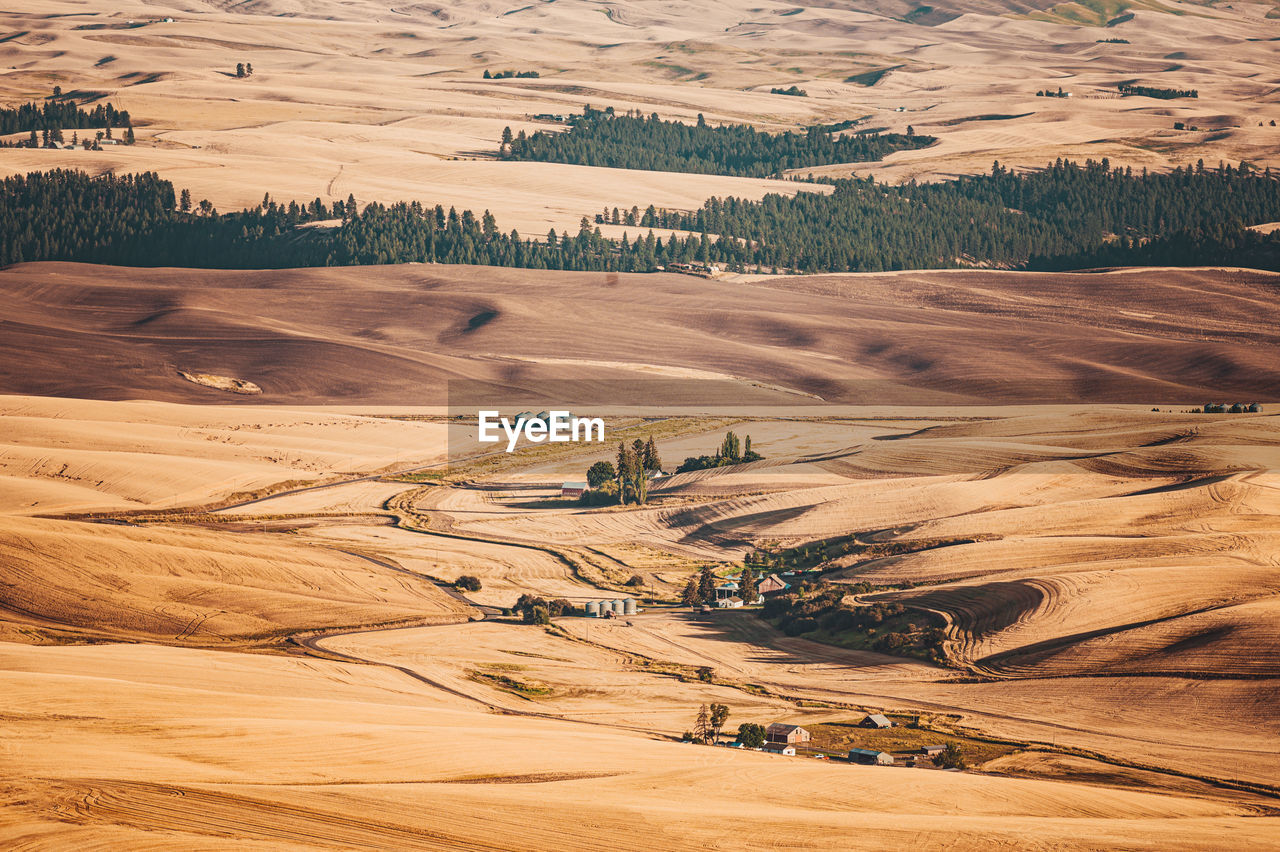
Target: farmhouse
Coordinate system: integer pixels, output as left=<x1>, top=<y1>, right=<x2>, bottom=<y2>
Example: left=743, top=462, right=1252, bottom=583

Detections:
left=766, top=723, right=811, bottom=744
left=716, top=596, right=743, bottom=609
left=859, top=714, right=893, bottom=729
left=920, top=744, right=946, bottom=757
left=715, top=580, right=739, bottom=600
left=561, top=481, right=587, bottom=499
left=763, top=742, right=796, bottom=756
left=848, top=748, right=894, bottom=766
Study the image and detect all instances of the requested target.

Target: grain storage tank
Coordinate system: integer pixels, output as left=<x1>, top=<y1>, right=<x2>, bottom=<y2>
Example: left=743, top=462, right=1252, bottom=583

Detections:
left=623, top=598, right=637, bottom=615
left=610, top=599, right=624, bottom=615
left=585, top=600, right=601, bottom=617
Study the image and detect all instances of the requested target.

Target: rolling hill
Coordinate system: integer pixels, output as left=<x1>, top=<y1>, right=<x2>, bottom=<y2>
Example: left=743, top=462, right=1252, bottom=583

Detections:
left=3, top=261, right=1279, bottom=405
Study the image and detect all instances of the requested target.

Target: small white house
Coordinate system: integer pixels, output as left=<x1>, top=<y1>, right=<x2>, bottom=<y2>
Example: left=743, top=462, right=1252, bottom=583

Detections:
left=764, top=742, right=796, bottom=756
left=714, top=580, right=739, bottom=600
left=716, top=596, right=743, bottom=609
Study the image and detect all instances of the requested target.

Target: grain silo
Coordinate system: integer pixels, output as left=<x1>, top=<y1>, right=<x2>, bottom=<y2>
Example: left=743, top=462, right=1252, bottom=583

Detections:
left=585, top=600, right=601, bottom=617
left=623, top=598, right=637, bottom=615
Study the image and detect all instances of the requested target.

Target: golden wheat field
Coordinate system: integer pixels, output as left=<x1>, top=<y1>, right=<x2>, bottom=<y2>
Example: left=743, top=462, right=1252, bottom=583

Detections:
left=4, top=0, right=1280, bottom=847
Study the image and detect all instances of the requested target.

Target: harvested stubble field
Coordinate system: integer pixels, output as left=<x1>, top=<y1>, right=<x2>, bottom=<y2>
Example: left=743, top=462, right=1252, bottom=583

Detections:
left=3, top=384, right=1280, bottom=846
left=2, top=262, right=1280, bottom=845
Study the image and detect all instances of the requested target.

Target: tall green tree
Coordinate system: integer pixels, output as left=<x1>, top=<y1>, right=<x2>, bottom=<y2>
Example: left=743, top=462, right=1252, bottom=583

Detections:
left=644, top=436, right=662, bottom=471
left=586, top=460, right=616, bottom=488
left=697, top=565, right=717, bottom=604
left=709, top=703, right=730, bottom=741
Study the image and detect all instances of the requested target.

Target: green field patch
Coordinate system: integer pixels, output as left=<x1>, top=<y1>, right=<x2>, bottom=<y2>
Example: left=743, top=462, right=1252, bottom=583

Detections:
left=845, top=66, right=900, bottom=86
left=469, top=669, right=553, bottom=698
left=807, top=719, right=1021, bottom=766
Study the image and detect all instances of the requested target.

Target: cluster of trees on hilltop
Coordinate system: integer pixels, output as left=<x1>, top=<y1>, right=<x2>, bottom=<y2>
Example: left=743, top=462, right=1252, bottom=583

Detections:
left=581, top=437, right=662, bottom=506
left=675, top=431, right=762, bottom=473
left=500, top=106, right=935, bottom=177
left=483, top=69, right=539, bottom=79
left=4, top=162, right=1278, bottom=274
left=1118, top=83, right=1197, bottom=99
left=0, top=90, right=132, bottom=136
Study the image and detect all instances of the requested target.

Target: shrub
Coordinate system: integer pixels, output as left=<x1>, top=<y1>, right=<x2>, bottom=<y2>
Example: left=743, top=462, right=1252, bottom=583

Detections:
left=762, top=596, right=793, bottom=618
left=580, top=479, right=620, bottom=506
left=737, top=722, right=767, bottom=748
left=821, top=608, right=857, bottom=632
left=933, top=742, right=966, bottom=770
left=783, top=617, right=819, bottom=636
left=454, top=575, right=482, bottom=592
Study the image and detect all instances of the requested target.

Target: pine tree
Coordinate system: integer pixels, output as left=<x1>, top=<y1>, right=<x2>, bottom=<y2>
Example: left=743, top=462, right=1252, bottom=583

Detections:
left=644, top=436, right=661, bottom=472
left=697, top=564, right=717, bottom=604
left=693, top=704, right=711, bottom=743
left=739, top=566, right=759, bottom=603
left=236, top=63, right=246, bottom=78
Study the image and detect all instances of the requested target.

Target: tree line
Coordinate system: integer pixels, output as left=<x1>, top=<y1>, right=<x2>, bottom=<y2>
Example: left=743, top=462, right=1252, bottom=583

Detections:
left=0, top=89, right=132, bottom=138
left=3, top=163, right=1277, bottom=274
left=483, top=69, right=539, bottom=79
left=1118, top=83, right=1197, bottom=99
left=500, top=106, right=935, bottom=178
left=639, top=158, right=1280, bottom=272
left=674, top=431, right=762, bottom=473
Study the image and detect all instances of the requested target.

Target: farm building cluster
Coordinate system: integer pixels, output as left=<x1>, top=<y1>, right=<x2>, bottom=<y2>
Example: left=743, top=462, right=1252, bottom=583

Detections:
left=707, top=572, right=794, bottom=609
left=662, top=261, right=721, bottom=278
left=714, top=717, right=955, bottom=769
left=1202, top=402, right=1263, bottom=413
